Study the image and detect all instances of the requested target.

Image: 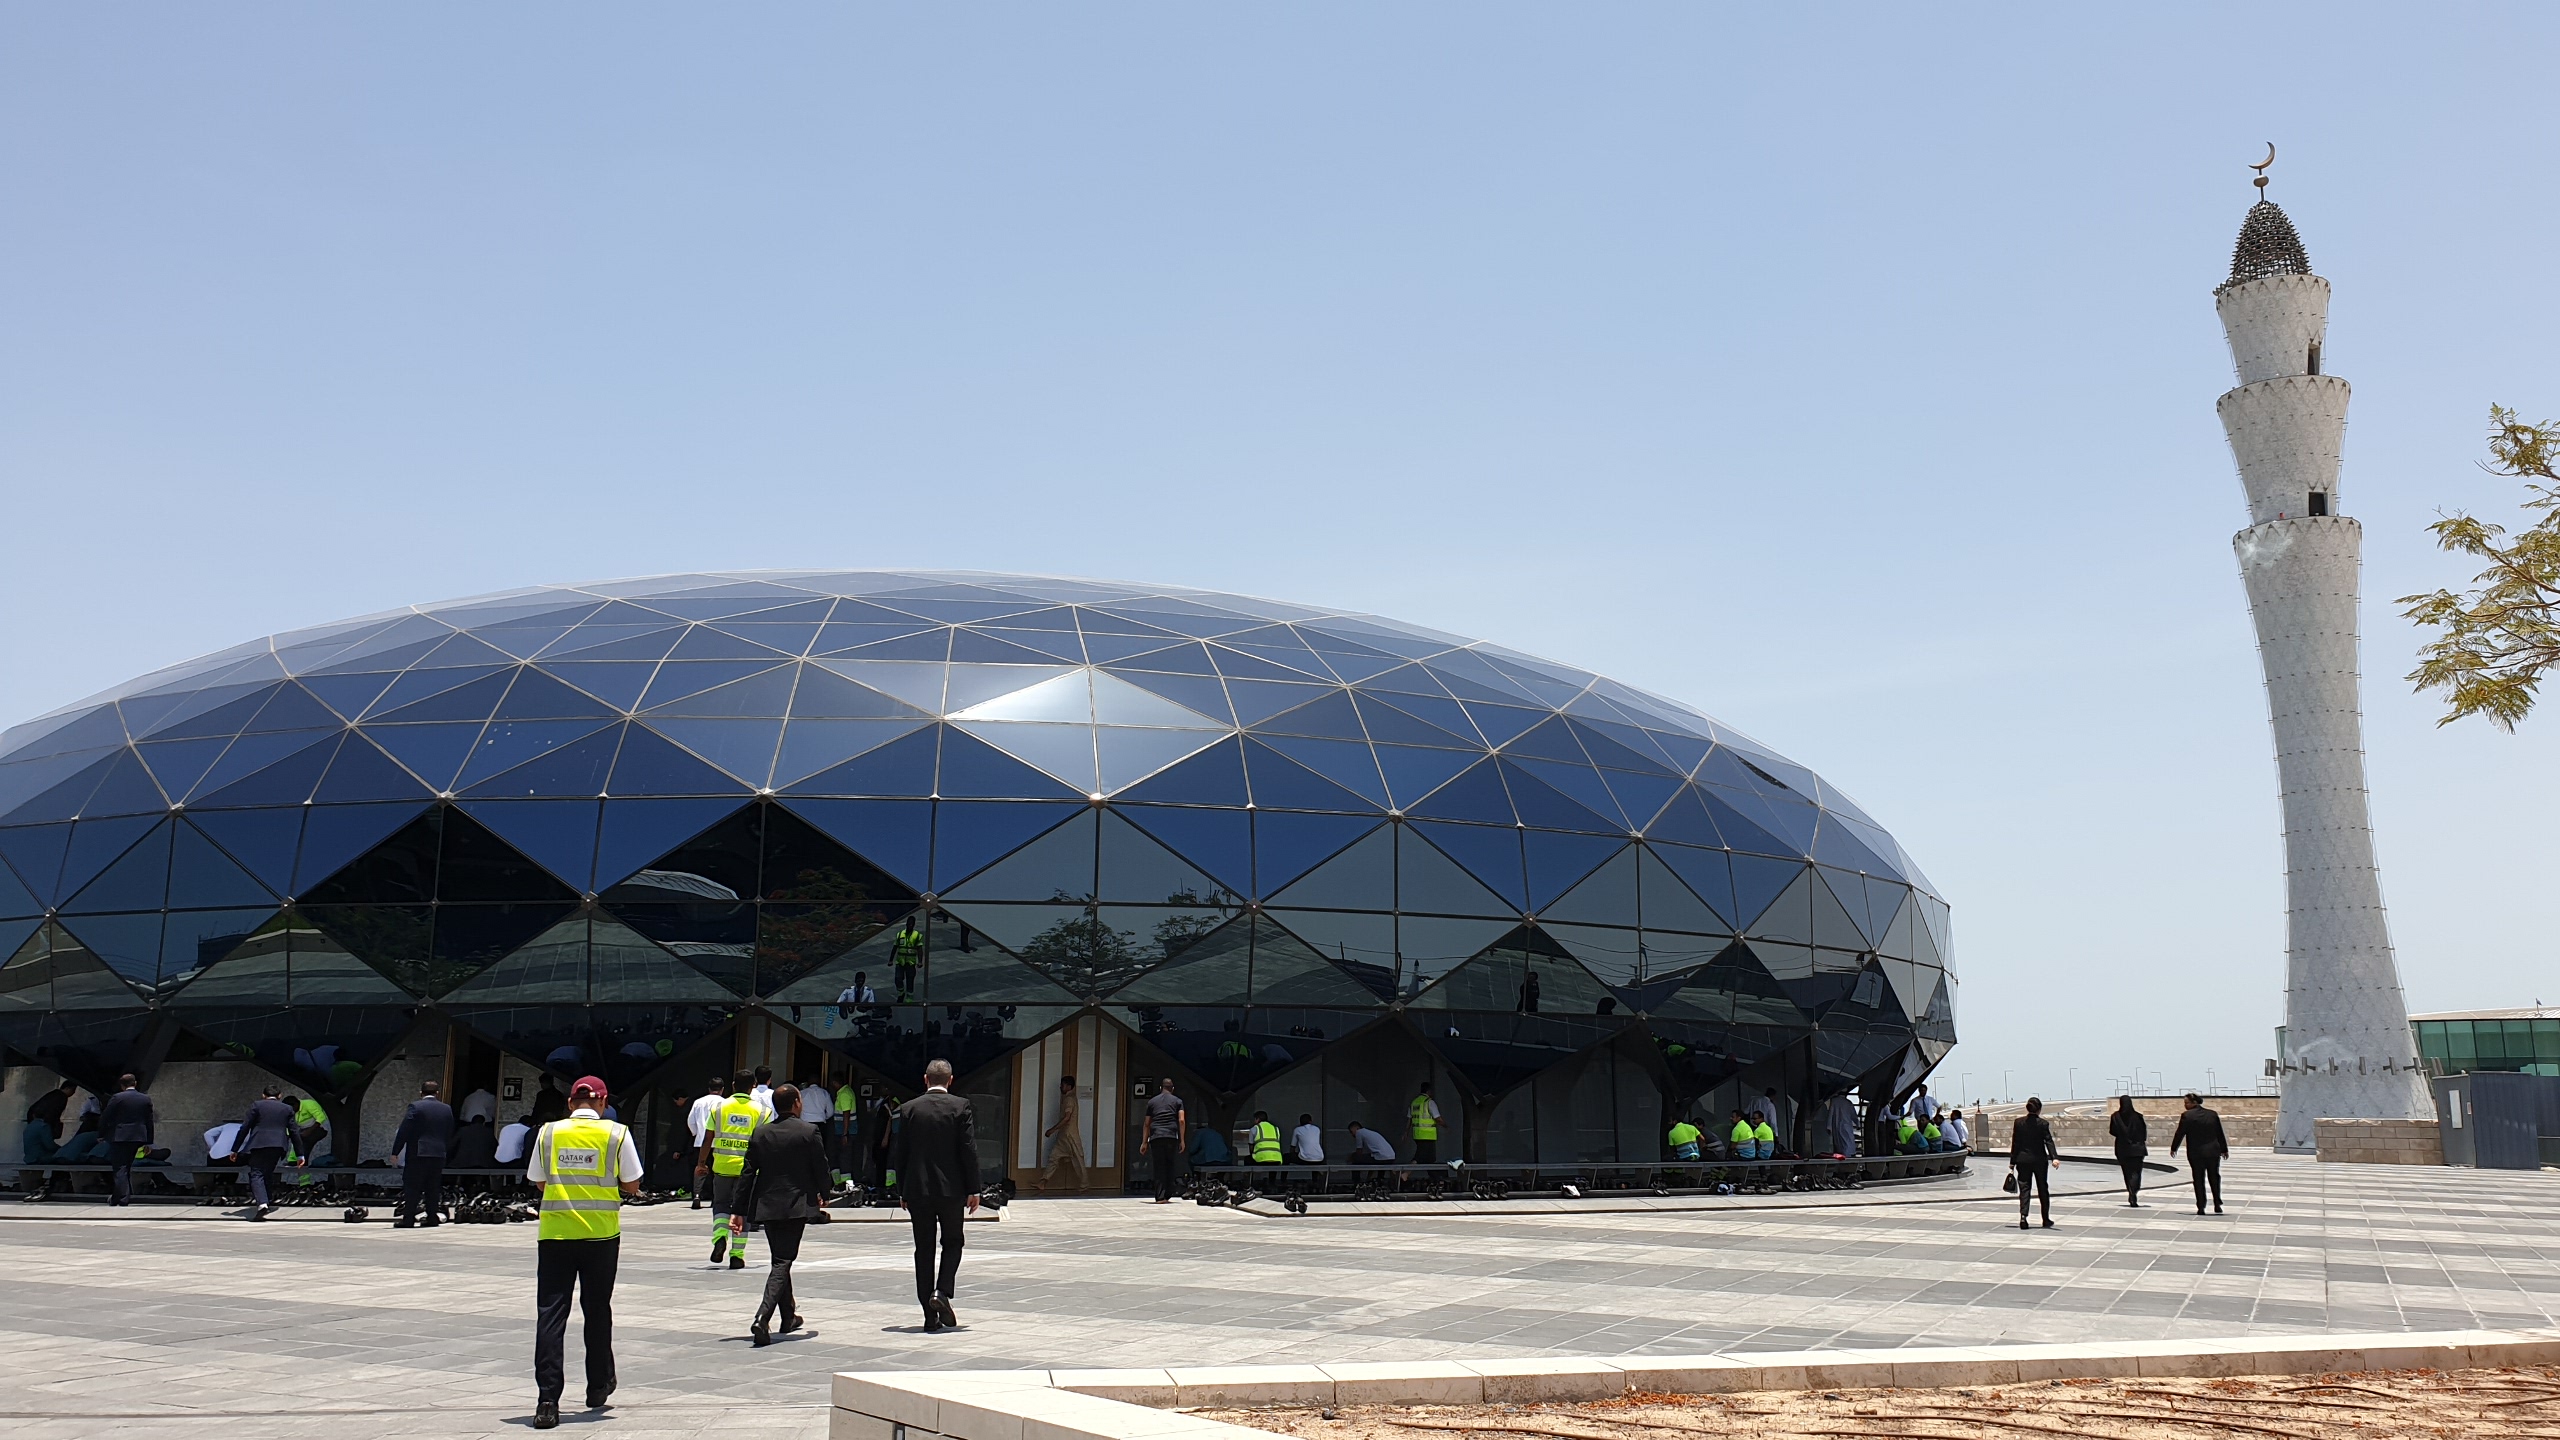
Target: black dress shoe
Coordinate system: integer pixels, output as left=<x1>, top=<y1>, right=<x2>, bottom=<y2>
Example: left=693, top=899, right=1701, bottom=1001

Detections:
left=2041, top=1219, right=2056, bottom=1228
left=586, top=1384, right=613, bottom=1409
left=751, top=1319, right=772, bottom=1347
left=728, top=1254, right=746, bottom=1270
left=784, top=1313, right=806, bottom=1332
left=709, top=1238, right=728, bottom=1263
left=933, top=1295, right=957, bottom=1328
left=533, top=1400, right=560, bottom=1430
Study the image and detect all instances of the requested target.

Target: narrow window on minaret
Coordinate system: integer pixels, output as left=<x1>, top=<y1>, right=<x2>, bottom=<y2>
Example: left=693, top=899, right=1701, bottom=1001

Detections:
left=2309, top=492, right=2330, bottom=516
left=2308, top=341, right=2322, bottom=375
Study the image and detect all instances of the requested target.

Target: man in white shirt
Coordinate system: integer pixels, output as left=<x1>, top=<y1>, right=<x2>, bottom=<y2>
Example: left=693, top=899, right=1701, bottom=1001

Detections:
left=684, top=1075, right=726, bottom=1209
left=1940, top=1108, right=1969, bottom=1151
left=459, top=1087, right=498, bottom=1125
left=1346, top=1120, right=1396, bottom=1162
left=525, top=1076, right=644, bottom=1429
left=798, top=1076, right=834, bottom=1128
left=495, top=1116, right=535, bottom=1165
left=1289, top=1115, right=1324, bottom=1164
left=1907, top=1084, right=1939, bottom=1123
left=835, top=973, right=876, bottom=1019
left=748, top=1066, right=777, bottom=1118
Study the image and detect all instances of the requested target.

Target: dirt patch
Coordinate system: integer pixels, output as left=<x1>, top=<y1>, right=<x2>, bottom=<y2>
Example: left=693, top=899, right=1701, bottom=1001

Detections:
left=1198, top=1364, right=2560, bottom=1438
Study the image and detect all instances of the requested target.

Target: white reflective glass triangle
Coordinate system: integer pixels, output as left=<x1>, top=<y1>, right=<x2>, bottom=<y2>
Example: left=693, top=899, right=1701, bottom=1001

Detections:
left=952, top=670, right=1091, bottom=723
left=952, top=719, right=1099, bottom=793
left=1096, top=726, right=1227, bottom=796
left=1091, top=669, right=1226, bottom=728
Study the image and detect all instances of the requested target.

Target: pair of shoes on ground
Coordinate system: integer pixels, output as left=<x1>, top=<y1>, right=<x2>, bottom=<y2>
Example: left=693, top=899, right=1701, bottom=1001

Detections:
left=750, top=1313, right=807, bottom=1347
left=531, top=1389, right=611, bottom=1430
left=2018, top=1219, right=2056, bottom=1230
left=921, top=1294, right=958, bottom=1332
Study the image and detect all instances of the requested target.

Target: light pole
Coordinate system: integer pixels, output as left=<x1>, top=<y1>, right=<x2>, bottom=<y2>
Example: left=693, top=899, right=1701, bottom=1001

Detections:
left=1959, top=1072, right=1972, bottom=1105
left=2002, top=1070, right=2013, bottom=1101
left=2069, top=1067, right=2078, bottom=1099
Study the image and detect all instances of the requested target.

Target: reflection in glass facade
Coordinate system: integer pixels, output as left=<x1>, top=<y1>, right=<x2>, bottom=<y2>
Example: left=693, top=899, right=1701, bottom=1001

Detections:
left=0, top=572, right=1952, bottom=1140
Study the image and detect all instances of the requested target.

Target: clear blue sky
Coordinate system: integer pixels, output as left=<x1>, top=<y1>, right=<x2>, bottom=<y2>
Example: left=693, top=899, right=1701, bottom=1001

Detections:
left=4, top=7, right=2555, bottom=1103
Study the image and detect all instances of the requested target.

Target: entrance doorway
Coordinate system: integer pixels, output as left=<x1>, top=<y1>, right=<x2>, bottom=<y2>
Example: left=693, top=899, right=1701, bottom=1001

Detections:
left=1009, top=1015, right=1125, bottom=1195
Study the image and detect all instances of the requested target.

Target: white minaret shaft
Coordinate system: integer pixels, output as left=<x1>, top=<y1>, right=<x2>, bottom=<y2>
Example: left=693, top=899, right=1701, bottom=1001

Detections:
left=2215, top=198, right=2427, bottom=1151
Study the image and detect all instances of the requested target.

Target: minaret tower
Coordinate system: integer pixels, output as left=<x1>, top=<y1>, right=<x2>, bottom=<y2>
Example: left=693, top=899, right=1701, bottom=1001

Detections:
left=2215, top=150, right=2427, bottom=1151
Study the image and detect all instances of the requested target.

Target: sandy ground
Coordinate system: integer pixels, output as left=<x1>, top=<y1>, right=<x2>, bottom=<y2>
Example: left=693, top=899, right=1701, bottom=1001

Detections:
left=1202, top=1364, right=2560, bottom=1438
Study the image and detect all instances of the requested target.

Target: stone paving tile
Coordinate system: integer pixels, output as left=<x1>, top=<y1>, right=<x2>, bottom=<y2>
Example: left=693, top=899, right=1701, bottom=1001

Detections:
left=4, top=1153, right=2559, bottom=1436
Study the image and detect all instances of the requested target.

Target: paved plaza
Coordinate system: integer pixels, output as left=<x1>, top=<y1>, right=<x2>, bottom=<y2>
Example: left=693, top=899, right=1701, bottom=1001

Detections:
left=5, top=1153, right=2559, bottom=1439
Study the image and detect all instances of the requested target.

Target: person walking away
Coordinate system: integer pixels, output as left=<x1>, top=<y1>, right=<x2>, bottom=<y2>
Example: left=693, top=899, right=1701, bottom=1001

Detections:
left=697, top=1079, right=766, bottom=1269
left=1142, top=1077, right=1186, bottom=1203
left=225, top=1082, right=302, bottom=1219
left=391, top=1079, right=457, bottom=1228
left=890, top=917, right=925, bottom=1003
left=2011, top=1096, right=2059, bottom=1230
left=1040, top=1074, right=1086, bottom=1192
left=99, top=1073, right=155, bottom=1206
left=735, top=1084, right=833, bottom=1346
left=2170, top=1092, right=2229, bottom=1215
left=525, top=1076, right=642, bottom=1430
left=2108, top=1096, right=2148, bottom=1207
left=1407, top=1082, right=1441, bottom=1163
left=1823, top=1090, right=1859, bottom=1158
left=831, top=1077, right=859, bottom=1185
left=748, top=1066, right=777, bottom=1116
left=1290, top=1113, right=1325, bottom=1164
left=685, top=1076, right=726, bottom=1211
left=889, top=1059, right=980, bottom=1332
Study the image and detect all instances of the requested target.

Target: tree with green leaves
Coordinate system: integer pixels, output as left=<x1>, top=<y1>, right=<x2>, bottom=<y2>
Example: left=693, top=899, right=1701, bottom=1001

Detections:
left=2400, top=406, right=2560, bottom=730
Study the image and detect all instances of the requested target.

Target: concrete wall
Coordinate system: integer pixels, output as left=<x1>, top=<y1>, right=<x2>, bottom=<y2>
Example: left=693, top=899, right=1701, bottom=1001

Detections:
left=2316, top=1117, right=2444, bottom=1166
left=148, top=1058, right=276, bottom=1166
left=358, top=1042, right=448, bottom=1163
left=1975, top=1096, right=2278, bottom=1150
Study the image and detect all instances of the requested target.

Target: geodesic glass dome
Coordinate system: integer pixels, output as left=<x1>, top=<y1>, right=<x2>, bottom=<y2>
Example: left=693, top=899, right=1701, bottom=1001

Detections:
left=0, top=572, right=1951, bottom=1148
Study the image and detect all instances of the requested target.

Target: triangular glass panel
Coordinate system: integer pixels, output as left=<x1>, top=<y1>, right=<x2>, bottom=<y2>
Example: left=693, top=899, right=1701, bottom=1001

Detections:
left=0, top=845, right=38, bottom=920
left=643, top=664, right=801, bottom=719
left=931, top=800, right=1085, bottom=893
left=1878, top=888, right=1918, bottom=962
left=368, top=668, right=515, bottom=725
left=636, top=660, right=788, bottom=713
left=1096, top=726, right=1226, bottom=796
left=457, top=721, right=626, bottom=800
left=591, top=797, right=751, bottom=894
left=157, top=907, right=282, bottom=993
left=781, top=723, right=939, bottom=798
left=955, top=720, right=1098, bottom=794
left=0, top=823, right=70, bottom=907
left=1543, top=844, right=1637, bottom=926
left=1251, top=812, right=1379, bottom=898
left=948, top=809, right=1095, bottom=902
left=309, top=731, right=435, bottom=805
left=427, top=900, right=582, bottom=997
left=166, top=820, right=278, bottom=910
left=458, top=799, right=602, bottom=893
left=1107, top=911, right=1253, bottom=1005
left=1744, top=870, right=1815, bottom=945
left=1539, top=920, right=1646, bottom=990
left=941, top=902, right=1123, bottom=998
left=1370, top=744, right=1483, bottom=812
left=780, top=797, right=935, bottom=893
left=1911, top=901, right=1946, bottom=972
left=291, top=802, right=431, bottom=897
left=435, top=806, right=580, bottom=904
left=193, top=731, right=345, bottom=808
left=1525, top=831, right=1625, bottom=913
left=918, top=910, right=1083, bottom=1004
left=1642, top=787, right=1725, bottom=849
left=1596, top=768, right=1682, bottom=832
left=1351, top=694, right=1478, bottom=750
left=663, top=624, right=799, bottom=661
left=492, top=667, right=621, bottom=723
left=951, top=670, right=1090, bottom=723
left=1811, top=868, right=1871, bottom=951
left=61, top=817, right=173, bottom=914
left=1240, top=740, right=1381, bottom=813
left=174, top=1002, right=420, bottom=1100
left=606, top=723, right=753, bottom=798
left=539, top=660, right=663, bottom=711
left=962, top=627, right=1087, bottom=664
left=1248, top=916, right=1386, bottom=1005
left=1252, top=690, right=1366, bottom=741
left=1729, top=852, right=1803, bottom=933
left=1222, top=678, right=1332, bottom=727
left=1267, top=824, right=1393, bottom=910
left=1392, top=823, right=1511, bottom=917
left=1405, top=758, right=1515, bottom=826
left=73, top=749, right=170, bottom=819
left=1408, top=821, right=1526, bottom=911
left=943, top=664, right=1081, bottom=714
left=365, top=723, right=488, bottom=794
left=1099, top=668, right=1236, bottom=725
left=453, top=720, right=617, bottom=794
left=1497, top=760, right=1620, bottom=835
left=129, top=736, right=236, bottom=808
left=1697, top=787, right=1796, bottom=859
left=1114, top=736, right=1248, bottom=807
left=822, top=628, right=960, bottom=663
left=56, top=814, right=163, bottom=906
left=0, top=920, right=147, bottom=1011
left=1916, top=892, right=1952, bottom=959
left=785, top=665, right=932, bottom=722
left=1115, top=804, right=1250, bottom=897
left=1098, top=810, right=1230, bottom=906
left=771, top=718, right=928, bottom=790
left=1637, top=844, right=1729, bottom=933
left=166, top=914, right=289, bottom=1007
left=1262, top=909, right=1399, bottom=996
left=0, top=748, right=118, bottom=826
left=641, top=717, right=784, bottom=789
left=53, top=911, right=164, bottom=991
left=1812, top=816, right=1894, bottom=878
left=1251, top=736, right=1388, bottom=808
left=937, top=727, right=1085, bottom=800
left=1089, top=669, right=1224, bottom=728
left=758, top=902, right=901, bottom=997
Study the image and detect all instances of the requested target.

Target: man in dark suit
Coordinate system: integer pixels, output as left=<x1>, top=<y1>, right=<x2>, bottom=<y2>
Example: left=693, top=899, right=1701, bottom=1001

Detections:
left=225, top=1081, right=303, bottom=1219
left=99, top=1073, right=155, bottom=1206
left=736, top=1084, right=834, bottom=1345
left=2169, top=1091, right=2230, bottom=1216
left=390, top=1079, right=458, bottom=1228
left=887, top=1059, right=979, bottom=1332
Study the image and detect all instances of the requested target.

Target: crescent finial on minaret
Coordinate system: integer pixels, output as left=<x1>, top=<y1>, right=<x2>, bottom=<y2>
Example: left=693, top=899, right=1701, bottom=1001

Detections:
left=2251, top=141, right=2276, bottom=192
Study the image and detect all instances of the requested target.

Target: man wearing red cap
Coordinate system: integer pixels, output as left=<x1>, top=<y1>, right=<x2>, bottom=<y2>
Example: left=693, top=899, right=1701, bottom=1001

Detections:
left=524, top=1075, right=643, bottom=1430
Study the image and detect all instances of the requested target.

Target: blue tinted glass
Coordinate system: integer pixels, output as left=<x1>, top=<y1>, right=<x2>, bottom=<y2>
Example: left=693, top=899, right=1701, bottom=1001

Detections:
left=0, top=747, right=120, bottom=825
left=950, top=629, right=1074, bottom=665
left=491, top=667, right=621, bottom=723
left=539, top=660, right=662, bottom=711
left=457, top=721, right=626, bottom=799
left=638, top=660, right=787, bottom=711
left=1107, top=912, right=1252, bottom=1004
left=1497, top=761, right=1619, bottom=835
left=1455, top=702, right=1546, bottom=747
left=644, top=662, right=798, bottom=718
left=1079, top=632, right=1189, bottom=665
left=787, top=666, right=932, bottom=720
left=642, top=718, right=784, bottom=789
left=1207, top=645, right=1326, bottom=683
left=1503, top=717, right=1590, bottom=765
left=607, top=723, right=752, bottom=798
left=0, top=823, right=71, bottom=905
left=1222, top=678, right=1330, bottom=727
left=309, top=732, right=435, bottom=805
left=370, top=669, right=515, bottom=725
left=823, top=629, right=955, bottom=662
left=1252, top=690, right=1367, bottom=741
left=772, top=719, right=930, bottom=790
left=62, top=818, right=172, bottom=913
left=56, top=815, right=163, bottom=906
left=292, top=802, right=432, bottom=896
left=1810, top=869, right=1870, bottom=951
left=1510, top=757, right=1627, bottom=830
left=1266, top=823, right=1392, bottom=910
left=1240, top=740, right=1379, bottom=813
left=931, top=801, right=1085, bottom=892
left=1812, top=816, right=1892, bottom=877
left=1370, top=744, right=1482, bottom=812
left=938, top=728, right=1083, bottom=800
left=1251, top=812, right=1379, bottom=898
left=159, top=907, right=271, bottom=988
left=147, top=682, right=284, bottom=741
left=1263, top=909, right=1397, bottom=983
left=1540, top=842, right=1636, bottom=925
left=1250, top=919, right=1391, bottom=1005
left=1098, top=811, right=1226, bottom=905
left=1253, top=736, right=1387, bottom=808
left=190, top=730, right=339, bottom=807
left=1393, top=824, right=1510, bottom=918
left=1596, top=768, right=1682, bottom=832
left=1406, top=759, right=1515, bottom=826
left=77, top=750, right=169, bottom=818
left=777, top=721, right=938, bottom=798
left=662, top=625, right=794, bottom=661
left=1363, top=689, right=1482, bottom=747
left=1637, top=845, right=1730, bottom=933
left=1643, top=788, right=1724, bottom=848
left=458, top=799, right=602, bottom=892
left=1107, top=640, right=1220, bottom=675
left=1349, top=694, right=1476, bottom=749
left=366, top=723, right=490, bottom=794
left=1115, top=804, right=1251, bottom=896
left=58, top=912, right=162, bottom=988
left=429, top=902, right=582, bottom=997
left=601, top=801, right=758, bottom=898
left=130, top=737, right=233, bottom=806
left=1698, top=787, right=1794, bottom=858
left=1525, top=832, right=1625, bottom=913
left=781, top=798, right=935, bottom=892
left=1409, top=821, right=1526, bottom=911
left=0, top=845, right=39, bottom=918
left=166, top=820, right=277, bottom=909
left=1729, top=852, right=1804, bottom=933
left=453, top=721, right=616, bottom=793
left=1114, top=737, right=1249, bottom=807
left=949, top=810, right=1095, bottom=902
left=591, top=796, right=749, bottom=891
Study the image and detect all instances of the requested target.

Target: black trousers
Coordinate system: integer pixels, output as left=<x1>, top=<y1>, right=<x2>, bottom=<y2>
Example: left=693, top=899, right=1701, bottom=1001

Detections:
left=1412, top=1138, right=1437, bottom=1164
left=245, top=1147, right=285, bottom=1207
left=108, top=1145, right=140, bottom=1204
left=2189, top=1154, right=2223, bottom=1211
left=403, top=1158, right=446, bottom=1221
left=2118, top=1157, right=2144, bottom=1201
left=758, top=1218, right=807, bottom=1325
left=907, top=1197, right=965, bottom=1306
left=1149, top=1138, right=1180, bottom=1201
left=534, top=1237, right=618, bottom=1404
left=2015, top=1163, right=2052, bottom=1222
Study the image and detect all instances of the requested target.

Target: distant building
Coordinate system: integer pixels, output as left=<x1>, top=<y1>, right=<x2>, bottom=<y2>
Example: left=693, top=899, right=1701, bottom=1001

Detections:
left=2413, top=1009, right=2560, bottom=1078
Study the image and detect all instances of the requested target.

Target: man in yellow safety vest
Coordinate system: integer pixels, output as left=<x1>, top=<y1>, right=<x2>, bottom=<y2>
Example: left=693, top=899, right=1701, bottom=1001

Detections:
left=525, top=1075, right=642, bottom=1430
left=891, top=917, right=925, bottom=1003
left=1248, top=1110, right=1283, bottom=1164
left=1407, top=1081, right=1441, bottom=1164
left=695, top=1081, right=770, bottom=1270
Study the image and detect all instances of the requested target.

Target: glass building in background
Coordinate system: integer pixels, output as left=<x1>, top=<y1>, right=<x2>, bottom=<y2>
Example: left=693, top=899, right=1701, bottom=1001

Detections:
left=2414, top=1010, right=2560, bottom=1078
left=0, top=573, right=1953, bottom=1178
